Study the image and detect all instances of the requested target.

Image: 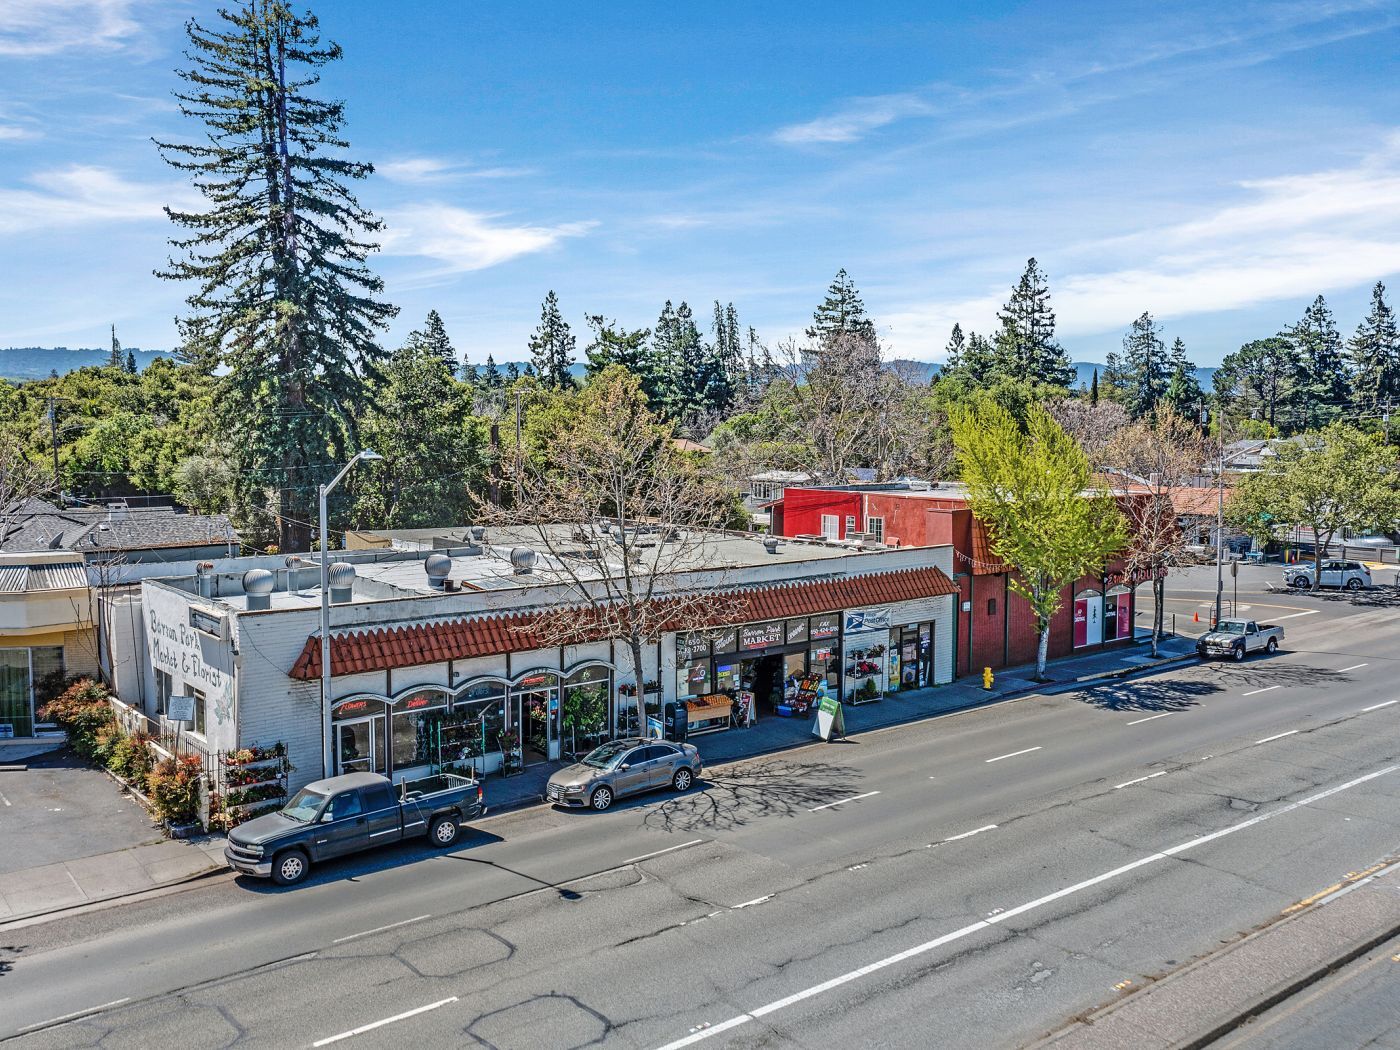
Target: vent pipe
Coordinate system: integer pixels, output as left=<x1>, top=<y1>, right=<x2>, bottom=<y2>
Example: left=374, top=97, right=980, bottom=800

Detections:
left=195, top=561, right=215, bottom=599
left=327, top=562, right=356, bottom=604
left=242, top=569, right=275, bottom=611
left=510, top=547, right=537, bottom=574
left=762, top=537, right=781, bottom=555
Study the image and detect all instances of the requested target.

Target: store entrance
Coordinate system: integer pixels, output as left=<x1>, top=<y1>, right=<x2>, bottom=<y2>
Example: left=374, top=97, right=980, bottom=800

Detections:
left=335, top=716, right=386, bottom=776
left=741, top=653, right=785, bottom=712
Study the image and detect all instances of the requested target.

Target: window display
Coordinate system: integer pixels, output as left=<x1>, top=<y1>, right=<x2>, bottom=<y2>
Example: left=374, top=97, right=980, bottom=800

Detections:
left=390, top=688, right=450, bottom=769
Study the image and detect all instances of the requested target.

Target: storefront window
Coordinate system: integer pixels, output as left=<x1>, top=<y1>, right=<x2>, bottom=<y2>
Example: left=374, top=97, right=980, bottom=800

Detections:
left=391, top=688, right=451, bottom=769
left=563, top=665, right=610, bottom=757
left=0, top=649, right=32, bottom=738
left=453, top=682, right=506, bottom=758
left=810, top=642, right=839, bottom=691
left=715, top=660, right=741, bottom=694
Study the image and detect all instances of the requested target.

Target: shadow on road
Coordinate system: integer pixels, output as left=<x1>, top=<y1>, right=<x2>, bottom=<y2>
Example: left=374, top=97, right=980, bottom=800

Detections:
left=1307, top=587, right=1400, bottom=609
left=643, top=757, right=863, bottom=833
left=1197, top=658, right=1353, bottom=690
left=1076, top=677, right=1221, bottom=714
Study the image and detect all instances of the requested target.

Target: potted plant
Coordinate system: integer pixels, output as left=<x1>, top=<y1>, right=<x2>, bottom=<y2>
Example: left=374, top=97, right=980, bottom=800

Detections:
left=146, top=754, right=206, bottom=837
left=498, top=729, right=522, bottom=775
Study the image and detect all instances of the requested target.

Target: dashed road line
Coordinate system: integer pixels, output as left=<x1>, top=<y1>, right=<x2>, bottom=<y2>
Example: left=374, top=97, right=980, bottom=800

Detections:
left=944, top=824, right=997, bottom=841
left=1338, top=663, right=1369, bottom=673
left=1273, top=610, right=1320, bottom=621
left=313, top=997, right=459, bottom=1047
left=1256, top=729, right=1299, bottom=744
left=1126, top=713, right=1172, bottom=726
left=1115, top=771, right=1169, bottom=790
left=332, top=915, right=431, bottom=945
left=623, top=839, right=707, bottom=866
left=808, top=791, right=881, bottom=812
left=17, top=999, right=131, bottom=1033
left=985, top=747, right=1042, bottom=763
left=1242, top=686, right=1281, bottom=697
left=1363, top=700, right=1398, bottom=713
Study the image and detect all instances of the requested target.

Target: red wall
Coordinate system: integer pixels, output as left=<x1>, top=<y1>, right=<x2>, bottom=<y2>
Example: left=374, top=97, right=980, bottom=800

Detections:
left=780, top=489, right=864, bottom=539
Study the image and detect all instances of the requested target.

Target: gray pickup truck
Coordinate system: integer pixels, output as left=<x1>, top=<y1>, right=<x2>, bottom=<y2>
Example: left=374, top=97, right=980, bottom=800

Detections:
left=1196, top=618, right=1284, bottom=661
left=224, top=771, right=484, bottom=885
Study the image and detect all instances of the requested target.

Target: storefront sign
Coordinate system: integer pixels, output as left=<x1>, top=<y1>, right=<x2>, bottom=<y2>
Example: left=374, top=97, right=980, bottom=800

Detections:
left=144, top=584, right=233, bottom=730
left=810, top=612, right=840, bottom=639
left=812, top=695, right=845, bottom=741
left=333, top=698, right=373, bottom=719
left=711, top=628, right=738, bottom=653
left=785, top=618, right=808, bottom=644
left=677, top=633, right=709, bottom=660
left=844, top=608, right=890, bottom=633
left=740, top=620, right=785, bottom=650
left=517, top=672, right=552, bottom=688
left=401, top=693, right=437, bottom=711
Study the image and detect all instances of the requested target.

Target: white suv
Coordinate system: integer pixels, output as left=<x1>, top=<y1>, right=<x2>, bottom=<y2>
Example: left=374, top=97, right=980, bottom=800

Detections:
left=1283, top=560, right=1371, bottom=590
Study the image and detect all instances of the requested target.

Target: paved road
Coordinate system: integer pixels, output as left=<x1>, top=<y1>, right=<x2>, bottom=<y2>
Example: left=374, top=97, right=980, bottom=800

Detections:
left=2, top=574, right=1397, bottom=1049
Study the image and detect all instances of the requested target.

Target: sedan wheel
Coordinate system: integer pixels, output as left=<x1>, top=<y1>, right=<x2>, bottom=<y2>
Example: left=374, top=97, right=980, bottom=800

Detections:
left=590, top=786, right=614, bottom=811
left=672, top=767, right=694, bottom=792
left=1289, top=576, right=1308, bottom=588
left=1347, top=578, right=1363, bottom=591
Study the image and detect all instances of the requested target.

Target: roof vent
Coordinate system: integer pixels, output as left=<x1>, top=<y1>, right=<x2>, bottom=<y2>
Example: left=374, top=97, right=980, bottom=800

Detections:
left=762, top=537, right=781, bottom=554
left=469, top=525, right=486, bottom=542
left=243, top=568, right=275, bottom=611
left=425, top=552, right=452, bottom=590
left=195, top=561, right=215, bottom=599
left=510, top=546, right=537, bottom=574
left=328, top=561, right=356, bottom=604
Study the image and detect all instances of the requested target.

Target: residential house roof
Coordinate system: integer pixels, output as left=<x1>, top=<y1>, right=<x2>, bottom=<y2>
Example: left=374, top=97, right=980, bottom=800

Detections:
left=1, top=498, right=239, bottom=556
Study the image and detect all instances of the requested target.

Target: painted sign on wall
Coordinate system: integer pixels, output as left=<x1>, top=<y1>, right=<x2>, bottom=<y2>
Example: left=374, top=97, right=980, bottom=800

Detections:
left=144, top=584, right=234, bottom=730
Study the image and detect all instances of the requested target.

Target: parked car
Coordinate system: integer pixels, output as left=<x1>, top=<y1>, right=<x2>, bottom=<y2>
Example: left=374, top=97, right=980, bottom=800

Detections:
left=1283, top=560, right=1372, bottom=590
left=1196, top=619, right=1284, bottom=661
left=224, top=771, right=484, bottom=885
left=545, top=738, right=701, bottom=811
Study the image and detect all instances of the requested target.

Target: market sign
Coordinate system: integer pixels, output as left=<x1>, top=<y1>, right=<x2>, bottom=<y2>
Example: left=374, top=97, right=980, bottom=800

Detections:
left=739, top=620, right=785, bottom=651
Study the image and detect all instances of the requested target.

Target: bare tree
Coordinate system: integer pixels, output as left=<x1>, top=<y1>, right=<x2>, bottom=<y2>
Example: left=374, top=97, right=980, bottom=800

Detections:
left=1047, top=396, right=1130, bottom=466
left=1104, top=406, right=1208, bottom=656
left=0, top=432, right=55, bottom=547
left=475, top=368, right=742, bottom=736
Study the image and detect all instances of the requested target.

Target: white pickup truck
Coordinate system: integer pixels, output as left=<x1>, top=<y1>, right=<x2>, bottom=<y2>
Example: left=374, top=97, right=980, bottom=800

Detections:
left=1196, top=619, right=1284, bottom=661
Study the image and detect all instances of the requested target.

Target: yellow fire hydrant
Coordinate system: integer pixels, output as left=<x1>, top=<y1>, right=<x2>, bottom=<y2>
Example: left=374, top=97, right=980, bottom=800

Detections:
left=983, top=666, right=994, bottom=691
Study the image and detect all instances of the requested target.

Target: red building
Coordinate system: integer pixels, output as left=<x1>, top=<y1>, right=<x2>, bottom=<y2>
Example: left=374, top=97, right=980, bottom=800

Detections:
left=771, top=483, right=1140, bottom=677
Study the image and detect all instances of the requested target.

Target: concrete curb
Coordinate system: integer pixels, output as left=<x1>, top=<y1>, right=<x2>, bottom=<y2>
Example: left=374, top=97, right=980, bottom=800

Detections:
left=0, top=864, right=229, bottom=932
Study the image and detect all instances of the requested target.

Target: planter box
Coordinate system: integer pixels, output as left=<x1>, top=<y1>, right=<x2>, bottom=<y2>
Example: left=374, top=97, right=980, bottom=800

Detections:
left=165, top=819, right=203, bottom=839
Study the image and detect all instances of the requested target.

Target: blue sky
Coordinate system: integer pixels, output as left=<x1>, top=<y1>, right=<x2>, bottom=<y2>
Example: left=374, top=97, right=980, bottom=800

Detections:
left=2, top=0, right=1399, bottom=366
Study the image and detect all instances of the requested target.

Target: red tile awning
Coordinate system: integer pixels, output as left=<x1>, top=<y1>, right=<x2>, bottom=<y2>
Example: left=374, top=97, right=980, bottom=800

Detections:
left=968, top=521, right=1009, bottom=576
left=288, top=565, right=958, bottom=680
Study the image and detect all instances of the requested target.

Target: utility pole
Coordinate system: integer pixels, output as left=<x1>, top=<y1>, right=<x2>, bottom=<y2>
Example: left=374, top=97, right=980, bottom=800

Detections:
left=47, top=398, right=60, bottom=479
left=1203, top=402, right=1224, bottom=627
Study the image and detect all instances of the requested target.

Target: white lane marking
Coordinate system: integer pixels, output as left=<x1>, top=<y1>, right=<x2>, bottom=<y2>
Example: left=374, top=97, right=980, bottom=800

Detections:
left=0, top=788, right=10, bottom=806
left=650, top=764, right=1399, bottom=1050
left=808, top=791, right=881, bottom=812
left=1272, top=610, right=1319, bottom=620
left=623, top=839, right=706, bottom=866
left=312, top=997, right=459, bottom=1047
left=17, top=998, right=131, bottom=1032
left=985, top=747, right=1042, bottom=763
left=732, top=895, right=772, bottom=909
left=332, top=914, right=431, bottom=944
left=1338, top=664, right=1369, bottom=673
left=1126, top=713, right=1172, bottom=726
left=1362, top=700, right=1398, bottom=712
left=1115, top=771, right=1169, bottom=790
left=1242, top=686, right=1281, bottom=697
left=944, top=824, right=997, bottom=842
left=1256, top=730, right=1299, bottom=744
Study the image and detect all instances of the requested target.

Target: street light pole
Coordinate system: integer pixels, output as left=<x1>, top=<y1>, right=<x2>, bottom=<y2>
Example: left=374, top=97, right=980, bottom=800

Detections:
left=319, top=450, right=382, bottom=778
left=1214, top=414, right=1225, bottom=628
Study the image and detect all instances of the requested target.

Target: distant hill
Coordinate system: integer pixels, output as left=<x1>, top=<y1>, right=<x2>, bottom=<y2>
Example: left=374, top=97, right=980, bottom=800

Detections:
left=886, top=358, right=1216, bottom=391
left=0, top=347, right=167, bottom=380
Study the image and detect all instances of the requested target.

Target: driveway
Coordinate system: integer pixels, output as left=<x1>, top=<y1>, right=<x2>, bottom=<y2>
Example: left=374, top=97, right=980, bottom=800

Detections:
left=0, top=742, right=161, bottom=875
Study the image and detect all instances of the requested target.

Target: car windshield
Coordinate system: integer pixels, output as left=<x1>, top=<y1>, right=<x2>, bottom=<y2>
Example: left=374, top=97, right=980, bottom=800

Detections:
left=281, top=788, right=327, bottom=822
left=581, top=740, right=632, bottom=769
left=1216, top=622, right=1246, bottom=635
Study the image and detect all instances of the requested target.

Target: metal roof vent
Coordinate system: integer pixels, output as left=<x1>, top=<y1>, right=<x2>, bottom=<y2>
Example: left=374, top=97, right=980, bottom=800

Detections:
left=425, top=552, right=452, bottom=590
left=762, top=537, right=781, bottom=554
left=328, top=561, right=356, bottom=604
left=195, top=561, right=215, bottom=598
left=469, top=525, right=486, bottom=542
left=243, top=568, right=275, bottom=611
left=510, top=547, right=537, bottom=574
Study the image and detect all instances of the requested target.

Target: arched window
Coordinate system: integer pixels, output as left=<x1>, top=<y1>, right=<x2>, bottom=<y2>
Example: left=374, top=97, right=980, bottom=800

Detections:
left=331, top=695, right=388, bottom=720
left=563, top=664, right=612, bottom=757
left=452, top=680, right=508, bottom=758
left=389, top=687, right=451, bottom=770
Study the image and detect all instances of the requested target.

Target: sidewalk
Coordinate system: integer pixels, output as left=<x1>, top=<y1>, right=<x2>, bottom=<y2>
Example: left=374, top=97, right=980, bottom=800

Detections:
left=480, top=634, right=1199, bottom=813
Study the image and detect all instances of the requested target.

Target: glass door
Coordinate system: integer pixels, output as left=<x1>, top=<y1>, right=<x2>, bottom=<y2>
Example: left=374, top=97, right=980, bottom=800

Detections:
left=336, top=717, right=385, bottom=775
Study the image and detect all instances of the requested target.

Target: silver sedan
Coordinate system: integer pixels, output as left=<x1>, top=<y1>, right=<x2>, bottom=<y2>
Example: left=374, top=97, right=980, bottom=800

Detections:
left=545, top=738, right=701, bottom=811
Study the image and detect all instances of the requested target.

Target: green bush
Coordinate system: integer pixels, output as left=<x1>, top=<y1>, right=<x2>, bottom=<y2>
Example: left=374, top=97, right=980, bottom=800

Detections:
left=146, top=755, right=205, bottom=827
left=39, top=678, right=114, bottom=760
left=108, top=733, right=155, bottom=784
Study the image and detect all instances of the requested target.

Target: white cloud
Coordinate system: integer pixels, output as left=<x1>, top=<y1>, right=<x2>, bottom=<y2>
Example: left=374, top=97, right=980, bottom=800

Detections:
left=0, top=0, right=144, bottom=56
left=0, top=124, right=38, bottom=141
left=883, top=141, right=1400, bottom=360
left=773, top=93, right=935, bottom=146
left=0, top=165, right=189, bottom=234
left=378, top=157, right=535, bottom=184
left=381, top=205, right=595, bottom=272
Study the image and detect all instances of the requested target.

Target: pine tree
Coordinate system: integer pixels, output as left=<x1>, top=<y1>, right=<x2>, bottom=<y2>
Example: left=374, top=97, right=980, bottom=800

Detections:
left=1217, top=337, right=1301, bottom=432
left=460, top=361, right=481, bottom=387
left=1101, top=351, right=1132, bottom=403
left=991, top=258, right=1074, bottom=387
left=1161, top=337, right=1203, bottom=417
left=527, top=290, right=576, bottom=388
left=1287, top=296, right=1348, bottom=427
left=483, top=354, right=502, bottom=389
left=400, top=310, right=455, bottom=376
left=504, top=361, right=521, bottom=383
left=125, top=350, right=138, bottom=374
left=108, top=325, right=123, bottom=369
left=1347, top=283, right=1399, bottom=416
left=806, top=269, right=877, bottom=347
left=710, top=300, right=744, bottom=409
left=156, top=3, right=396, bottom=552
left=1089, top=369, right=1099, bottom=405
left=1121, top=312, right=1169, bottom=418
left=583, top=315, right=652, bottom=386
left=942, top=323, right=967, bottom=371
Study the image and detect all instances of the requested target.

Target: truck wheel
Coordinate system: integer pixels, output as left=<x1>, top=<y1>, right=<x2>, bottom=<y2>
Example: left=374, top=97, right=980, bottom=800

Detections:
left=1232, top=644, right=1246, bottom=662
left=429, top=815, right=459, bottom=847
left=271, top=850, right=309, bottom=886
left=590, top=786, right=613, bottom=811
left=1266, top=637, right=1278, bottom=653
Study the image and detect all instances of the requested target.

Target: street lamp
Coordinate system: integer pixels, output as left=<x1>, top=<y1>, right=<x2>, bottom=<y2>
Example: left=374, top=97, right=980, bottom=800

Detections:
left=319, top=449, right=382, bottom=778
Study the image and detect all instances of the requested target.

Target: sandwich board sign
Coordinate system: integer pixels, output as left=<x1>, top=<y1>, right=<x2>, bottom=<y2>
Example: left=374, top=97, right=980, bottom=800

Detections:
left=167, top=695, right=196, bottom=724
left=811, top=695, right=845, bottom=742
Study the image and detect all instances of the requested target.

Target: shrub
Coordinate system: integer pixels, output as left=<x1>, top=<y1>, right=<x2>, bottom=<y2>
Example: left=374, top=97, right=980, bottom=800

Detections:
left=146, top=755, right=205, bottom=828
left=40, top=678, right=114, bottom=760
left=108, top=732, right=155, bottom=784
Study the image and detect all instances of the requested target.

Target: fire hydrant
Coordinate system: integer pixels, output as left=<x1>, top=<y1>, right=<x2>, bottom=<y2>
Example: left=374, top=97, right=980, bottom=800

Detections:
left=983, top=666, right=994, bottom=691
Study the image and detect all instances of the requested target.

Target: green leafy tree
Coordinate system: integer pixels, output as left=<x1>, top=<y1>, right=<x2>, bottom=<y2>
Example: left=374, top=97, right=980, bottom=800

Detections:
left=527, top=290, right=576, bottom=388
left=174, top=455, right=236, bottom=514
left=1216, top=336, right=1300, bottom=433
left=156, top=3, right=396, bottom=552
left=1121, top=311, right=1168, bottom=418
left=1348, top=282, right=1400, bottom=417
left=1228, top=423, right=1400, bottom=590
left=950, top=396, right=1127, bottom=679
left=991, top=258, right=1074, bottom=387
left=1288, top=295, right=1349, bottom=427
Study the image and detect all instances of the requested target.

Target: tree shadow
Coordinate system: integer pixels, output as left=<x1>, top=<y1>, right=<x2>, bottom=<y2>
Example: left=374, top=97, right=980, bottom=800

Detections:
left=1308, top=587, right=1400, bottom=609
left=1196, top=659, right=1353, bottom=690
left=0, top=943, right=26, bottom=978
left=1074, top=677, right=1221, bottom=714
left=642, top=757, right=863, bottom=833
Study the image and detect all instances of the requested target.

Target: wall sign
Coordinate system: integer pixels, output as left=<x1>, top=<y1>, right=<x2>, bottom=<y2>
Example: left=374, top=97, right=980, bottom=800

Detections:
left=810, top=613, right=840, bottom=640
left=740, top=620, right=785, bottom=651
left=144, top=584, right=233, bottom=729
left=844, top=608, right=891, bottom=634
left=167, top=695, right=196, bottom=723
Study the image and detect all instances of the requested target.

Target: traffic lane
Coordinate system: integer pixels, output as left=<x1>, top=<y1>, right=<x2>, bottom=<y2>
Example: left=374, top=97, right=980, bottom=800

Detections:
left=1208, top=930, right=1400, bottom=1049
left=7, top=716, right=1397, bottom=1049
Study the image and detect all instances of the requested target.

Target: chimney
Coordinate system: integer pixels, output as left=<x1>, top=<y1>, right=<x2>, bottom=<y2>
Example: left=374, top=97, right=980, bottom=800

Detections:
left=242, top=568, right=274, bottom=611
left=327, top=561, right=356, bottom=604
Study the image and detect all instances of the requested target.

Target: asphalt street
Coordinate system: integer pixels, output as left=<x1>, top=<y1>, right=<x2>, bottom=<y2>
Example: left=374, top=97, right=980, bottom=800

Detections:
left=2, top=566, right=1398, bottom=1049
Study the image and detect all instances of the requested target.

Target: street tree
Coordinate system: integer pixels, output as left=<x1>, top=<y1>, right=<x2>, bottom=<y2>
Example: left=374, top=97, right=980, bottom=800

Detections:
left=1227, top=423, right=1400, bottom=592
left=528, top=290, right=576, bottom=389
left=156, top=2, right=396, bottom=552
left=950, top=396, right=1127, bottom=679
left=991, top=258, right=1075, bottom=388
left=1105, top=407, right=1208, bottom=656
left=475, top=367, right=742, bottom=734
left=1348, top=282, right=1400, bottom=417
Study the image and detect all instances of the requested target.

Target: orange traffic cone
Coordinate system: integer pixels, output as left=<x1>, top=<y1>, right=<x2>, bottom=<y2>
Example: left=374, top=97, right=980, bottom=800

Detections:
left=1193, top=611, right=1199, bottom=623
